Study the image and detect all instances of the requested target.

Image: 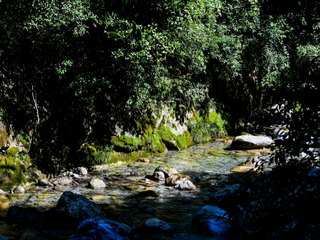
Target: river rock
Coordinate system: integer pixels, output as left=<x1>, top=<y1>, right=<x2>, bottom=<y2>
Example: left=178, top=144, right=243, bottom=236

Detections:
left=51, top=177, right=74, bottom=186
left=231, top=135, right=274, bottom=149
left=137, top=158, right=150, bottom=163
left=6, top=206, right=40, bottom=225
left=88, top=178, right=106, bottom=189
left=165, top=173, right=191, bottom=186
left=69, top=217, right=134, bottom=240
left=152, top=171, right=166, bottom=181
left=136, top=218, right=172, bottom=234
left=74, top=167, right=88, bottom=175
left=230, top=166, right=256, bottom=173
left=54, top=191, right=104, bottom=226
left=0, top=189, right=5, bottom=195
left=37, top=179, right=54, bottom=187
left=130, top=190, right=160, bottom=199
left=154, top=165, right=178, bottom=178
left=192, top=205, right=233, bottom=236
left=175, top=180, right=196, bottom=190
left=13, top=186, right=25, bottom=194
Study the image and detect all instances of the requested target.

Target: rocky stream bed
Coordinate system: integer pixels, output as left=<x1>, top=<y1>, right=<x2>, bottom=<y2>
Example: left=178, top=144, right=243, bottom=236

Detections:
left=0, top=137, right=272, bottom=240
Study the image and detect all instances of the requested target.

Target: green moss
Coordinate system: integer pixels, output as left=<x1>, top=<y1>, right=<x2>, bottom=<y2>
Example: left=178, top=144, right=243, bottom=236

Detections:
left=6, top=146, right=19, bottom=157
left=158, top=126, right=176, bottom=143
left=21, top=139, right=30, bottom=150
left=176, top=134, right=186, bottom=149
left=111, top=135, right=142, bottom=152
left=183, top=130, right=194, bottom=147
left=236, top=138, right=244, bottom=142
left=150, top=133, right=166, bottom=153
left=209, top=110, right=226, bottom=133
left=142, top=125, right=166, bottom=153
left=0, top=157, right=28, bottom=190
left=109, top=150, right=152, bottom=164
left=0, top=129, right=7, bottom=148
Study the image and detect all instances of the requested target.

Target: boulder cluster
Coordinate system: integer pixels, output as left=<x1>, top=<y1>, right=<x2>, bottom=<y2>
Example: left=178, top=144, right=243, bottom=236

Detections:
left=146, top=165, right=197, bottom=190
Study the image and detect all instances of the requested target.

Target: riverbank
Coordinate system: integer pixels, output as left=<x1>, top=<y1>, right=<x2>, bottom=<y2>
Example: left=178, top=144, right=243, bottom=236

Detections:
left=0, top=139, right=263, bottom=240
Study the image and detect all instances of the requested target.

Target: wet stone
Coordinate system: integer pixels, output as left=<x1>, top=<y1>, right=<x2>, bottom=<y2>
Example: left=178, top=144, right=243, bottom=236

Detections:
left=136, top=218, right=172, bottom=235
left=13, top=186, right=25, bottom=194
left=165, top=173, right=191, bottom=186
left=175, top=180, right=196, bottom=190
left=88, top=178, right=106, bottom=189
left=37, top=179, right=54, bottom=187
left=192, top=205, right=233, bottom=237
left=70, top=217, right=134, bottom=240
left=130, top=190, right=160, bottom=199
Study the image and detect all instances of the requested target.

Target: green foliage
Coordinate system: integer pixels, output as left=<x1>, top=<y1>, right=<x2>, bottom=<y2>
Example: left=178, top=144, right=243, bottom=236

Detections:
left=0, top=0, right=319, bottom=173
left=95, top=145, right=113, bottom=165
left=227, top=162, right=320, bottom=239
left=75, top=143, right=113, bottom=167
left=188, top=110, right=225, bottom=143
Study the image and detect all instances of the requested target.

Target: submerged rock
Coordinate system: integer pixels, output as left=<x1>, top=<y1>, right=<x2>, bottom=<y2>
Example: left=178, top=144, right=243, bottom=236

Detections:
left=54, top=191, right=104, bottom=226
left=130, top=190, right=160, bottom=199
left=70, top=217, right=134, bottom=240
left=136, top=218, right=172, bottom=234
left=231, top=135, right=274, bottom=149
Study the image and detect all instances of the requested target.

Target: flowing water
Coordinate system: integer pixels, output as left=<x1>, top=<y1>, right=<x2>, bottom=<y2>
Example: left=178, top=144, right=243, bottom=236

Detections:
left=0, top=138, right=260, bottom=239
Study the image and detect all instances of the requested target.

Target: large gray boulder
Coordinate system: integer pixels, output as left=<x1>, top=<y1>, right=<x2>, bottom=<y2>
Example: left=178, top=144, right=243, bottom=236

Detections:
left=231, top=135, right=274, bottom=149
left=69, top=217, right=134, bottom=240
left=55, top=191, right=104, bottom=226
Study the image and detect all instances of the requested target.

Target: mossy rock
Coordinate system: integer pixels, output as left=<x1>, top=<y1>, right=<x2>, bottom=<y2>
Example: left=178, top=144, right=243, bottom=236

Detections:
left=158, top=126, right=176, bottom=143
left=0, top=129, right=8, bottom=148
left=110, top=151, right=152, bottom=164
left=157, top=126, right=178, bottom=150
left=6, top=146, right=19, bottom=157
left=0, top=160, right=28, bottom=191
left=111, top=135, right=143, bottom=153
left=150, top=133, right=166, bottom=153
left=176, top=131, right=194, bottom=149
left=20, top=139, right=30, bottom=151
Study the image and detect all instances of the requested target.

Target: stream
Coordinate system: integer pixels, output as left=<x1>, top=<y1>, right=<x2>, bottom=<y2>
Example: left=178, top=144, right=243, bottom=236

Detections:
left=0, top=138, right=261, bottom=240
